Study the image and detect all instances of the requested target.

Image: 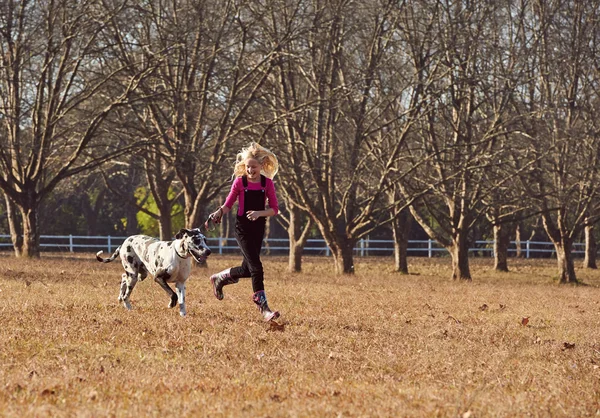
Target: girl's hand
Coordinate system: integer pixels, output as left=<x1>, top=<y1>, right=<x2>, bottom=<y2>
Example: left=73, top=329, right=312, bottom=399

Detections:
left=246, top=210, right=261, bottom=221
left=210, top=207, right=223, bottom=224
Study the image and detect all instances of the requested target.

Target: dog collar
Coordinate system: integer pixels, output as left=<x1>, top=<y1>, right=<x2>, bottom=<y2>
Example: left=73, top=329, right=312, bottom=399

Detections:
left=174, top=242, right=187, bottom=259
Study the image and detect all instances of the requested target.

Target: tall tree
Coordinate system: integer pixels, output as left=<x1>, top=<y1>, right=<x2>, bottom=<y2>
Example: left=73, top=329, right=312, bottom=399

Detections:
left=401, top=0, right=528, bottom=280
left=108, top=0, right=279, bottom=235
left=519, top=0, right=600, bottom=283
left=262, top=0, right=427, bottom=274
left=0, top=0, right=151, bottom=256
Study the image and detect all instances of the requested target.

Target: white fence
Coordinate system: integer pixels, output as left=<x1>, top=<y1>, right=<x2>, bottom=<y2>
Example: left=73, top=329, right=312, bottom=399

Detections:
left=0, top=234, right=588, bottom=258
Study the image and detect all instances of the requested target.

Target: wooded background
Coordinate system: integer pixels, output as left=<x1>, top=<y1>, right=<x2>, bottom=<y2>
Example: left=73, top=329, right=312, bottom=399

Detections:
left=1, top=0, right=600, bottom=282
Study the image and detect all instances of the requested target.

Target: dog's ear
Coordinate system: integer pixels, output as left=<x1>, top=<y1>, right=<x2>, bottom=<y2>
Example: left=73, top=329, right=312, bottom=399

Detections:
left=176, top=228, right=195, bottom=239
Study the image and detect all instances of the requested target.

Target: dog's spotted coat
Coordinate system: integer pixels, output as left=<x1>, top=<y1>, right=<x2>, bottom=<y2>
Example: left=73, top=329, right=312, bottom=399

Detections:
left=96, top=228, right=211, bottom=316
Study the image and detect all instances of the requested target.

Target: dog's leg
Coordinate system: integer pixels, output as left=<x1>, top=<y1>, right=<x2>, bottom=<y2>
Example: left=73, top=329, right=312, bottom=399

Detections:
left=154, top=272, right=178, bottom=309
left=118, top=273, right=127, bottom=303
left=121, top=272, right=138, bottom=310
left=175, top=282, right=186, bottom=317
left=137, top=264, right=148, bottom=281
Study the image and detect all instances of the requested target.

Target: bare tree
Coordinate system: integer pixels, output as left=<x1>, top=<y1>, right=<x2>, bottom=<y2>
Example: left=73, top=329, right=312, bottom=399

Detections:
left=483, top=138, right=544, bottom=272
left=401, top=0, right=529, bottom=280
left=518, top=0, right=600, bottom=283
left=0, top=0, right=151, bottom=256
left=106, top=0, right=280, bottom=237
left=261, top=0, right=427, bottom=274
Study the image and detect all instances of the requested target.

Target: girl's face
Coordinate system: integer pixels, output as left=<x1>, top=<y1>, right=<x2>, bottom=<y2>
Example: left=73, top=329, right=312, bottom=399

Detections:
left=244, top=158, right=262, bottom=181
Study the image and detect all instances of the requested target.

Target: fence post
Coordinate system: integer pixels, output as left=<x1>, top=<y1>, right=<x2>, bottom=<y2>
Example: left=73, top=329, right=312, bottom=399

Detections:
left=219, top=238, right=223, bottom=255
left=326, top=245, right=330, bottom=257
left=108, top=235, right=112, bottom=253
left=526, top=240, right=530, bottom=259
left=69, top=235, right=73, bottom=253
left=428, top=239, right=432, bottom=258
left=360, top=238, right=365, bottom=256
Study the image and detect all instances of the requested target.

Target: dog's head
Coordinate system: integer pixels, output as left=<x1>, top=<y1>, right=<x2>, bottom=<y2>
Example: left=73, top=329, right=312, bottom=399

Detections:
left=175, top=228, right=211, bottom=263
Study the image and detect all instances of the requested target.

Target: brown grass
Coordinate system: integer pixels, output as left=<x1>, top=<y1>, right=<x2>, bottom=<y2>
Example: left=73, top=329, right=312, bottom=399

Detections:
left=1, top=254, right=600, bottom=417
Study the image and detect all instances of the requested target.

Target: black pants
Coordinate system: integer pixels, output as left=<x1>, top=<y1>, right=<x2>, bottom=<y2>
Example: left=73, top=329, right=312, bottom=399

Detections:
left=230, top=216, right=266, bottom=292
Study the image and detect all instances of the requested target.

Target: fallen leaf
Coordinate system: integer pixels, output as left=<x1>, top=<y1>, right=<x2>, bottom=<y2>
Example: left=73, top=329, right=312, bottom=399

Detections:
left=521, top=317, right=529, bottom=326
left=499, top=304, right=506, bottom=310
left=479, top=304, right=488, bottom=311
left=562, top=342, right=575, bottom=350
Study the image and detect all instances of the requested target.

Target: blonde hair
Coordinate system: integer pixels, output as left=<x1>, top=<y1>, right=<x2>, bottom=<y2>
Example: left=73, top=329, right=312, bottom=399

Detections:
left=233, top=142, right=279, bottom=178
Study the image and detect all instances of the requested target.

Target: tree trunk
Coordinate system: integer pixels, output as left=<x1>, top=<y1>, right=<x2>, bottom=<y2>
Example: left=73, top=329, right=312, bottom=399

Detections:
left=554, top=239, right=578, bottom=283
left=332, top=239, right=356, bottom=275
left=125, top=202, right=139, bottom=235
left=158, top=210, right=172, bottom=240
left=515, top=223, right=523, bottom=258
left=287, top=205, right=313, bottom=273
left=287, top=207, right=302, bottom=272
left=20, top=207, right=40, bottom=258
left=290, top=245, right=303, bottom=273
left=392, top=209, right=412, bottom=274
left=584, top=224, right=597, bottom=269
left=493, top=223, right=511, bottom=272
left=5, top=194, right=23, bottom=257
left=449, top=233, right=471, bottom=280
left=125, top=166, right=139, bottom=236
left=81, top=188, right=105, bottom=236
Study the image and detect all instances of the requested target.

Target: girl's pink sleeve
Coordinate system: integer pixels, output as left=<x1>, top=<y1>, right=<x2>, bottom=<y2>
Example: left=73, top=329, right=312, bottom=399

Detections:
left=267, top=179, right=279, bottom=215
left=223, top=178, right=240, bottom=209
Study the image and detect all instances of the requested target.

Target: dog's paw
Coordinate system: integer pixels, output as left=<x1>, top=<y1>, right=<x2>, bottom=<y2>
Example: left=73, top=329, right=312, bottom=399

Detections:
left=168, top=295, right=178, bottom=308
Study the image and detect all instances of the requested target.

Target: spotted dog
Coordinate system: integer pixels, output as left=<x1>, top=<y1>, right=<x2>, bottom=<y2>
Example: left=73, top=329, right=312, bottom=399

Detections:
left=96, top=228, right=211, bottom=317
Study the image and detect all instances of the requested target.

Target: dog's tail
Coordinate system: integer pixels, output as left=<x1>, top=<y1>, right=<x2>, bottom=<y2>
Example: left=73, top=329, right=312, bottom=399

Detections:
left=96, top=246, right=121, bottom=263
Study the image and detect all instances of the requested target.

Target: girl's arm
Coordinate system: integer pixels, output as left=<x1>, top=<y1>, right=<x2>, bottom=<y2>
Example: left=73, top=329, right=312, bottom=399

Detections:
left=210, top=205, right=231, bottom=224
left=210, top=179, right=240, bottom=224
left=245, top=208, right=275, bottom=221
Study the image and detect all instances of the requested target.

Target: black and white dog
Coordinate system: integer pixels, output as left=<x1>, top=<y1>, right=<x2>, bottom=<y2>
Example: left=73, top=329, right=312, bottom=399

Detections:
left=96, top=228, right=211, bottom=317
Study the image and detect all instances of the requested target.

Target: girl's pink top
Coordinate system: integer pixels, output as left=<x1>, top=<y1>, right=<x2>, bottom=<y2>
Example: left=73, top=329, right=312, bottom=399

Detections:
left=223, top=176, right=279, bottom=216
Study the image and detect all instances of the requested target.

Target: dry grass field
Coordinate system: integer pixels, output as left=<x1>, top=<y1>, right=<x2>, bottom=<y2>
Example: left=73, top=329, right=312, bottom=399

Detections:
left=1, top=253, right=600, bottom=417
